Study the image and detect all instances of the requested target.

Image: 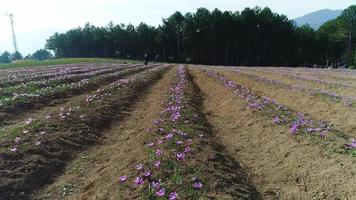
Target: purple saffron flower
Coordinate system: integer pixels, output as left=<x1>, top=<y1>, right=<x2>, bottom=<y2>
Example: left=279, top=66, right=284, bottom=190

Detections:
left=156, top=149, right=163, bottom=157
left=134, top=177, right=143, bottom=186
left=156, top=139, right=163, bottom=145
left=176, top=140, right=183, bottom=145
left=119, top=176, right=127, bottom=182
left=136, top=163, right=143, bottom=170
left=184, top=146, right=192, bottom=153
left=273, top=116, right=280, bottom=124
left=147, top=142, right=155, bottom=147
left=151, top=181, right=160, bottom=189
left=144, top=170, right=151, bottom=177
left=156, top=188, right=165, bottom=197
left=165, top=133, right=174, bottom=140
left=176, top=152, right=185, bottom=161
left=192, top=181, right=203, bottom=189
left=169, top=192, right=178, bottom=200
left=350, top=139, right=356, bottom=149
left=290, top=123, right=299, bottom=134
left=155, top=160, right=161, bottom=168
left=146, top=127, right=152, bottom=133
left=10, top=147, right=17, bottom=152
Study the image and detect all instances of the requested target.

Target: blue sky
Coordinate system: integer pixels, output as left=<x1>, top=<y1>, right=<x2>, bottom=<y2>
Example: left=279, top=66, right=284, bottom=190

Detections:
left=0, top=0, right=354, bottom=55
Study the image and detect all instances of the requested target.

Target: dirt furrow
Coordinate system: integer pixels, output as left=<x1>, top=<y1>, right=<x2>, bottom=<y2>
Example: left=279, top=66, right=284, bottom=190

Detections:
left=0, top=65, right=153, bottom=127
left=0, top=66, right=168, bottom=200
left=190, top=67, right=356, bottom=200
left=212, top=68, right=356, bottom=136
left=32, top=67, right=177, bottom=200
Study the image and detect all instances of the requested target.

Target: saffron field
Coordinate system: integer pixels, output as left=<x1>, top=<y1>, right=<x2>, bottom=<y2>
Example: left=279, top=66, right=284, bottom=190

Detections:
left=0, top=63, right=356, bottom=200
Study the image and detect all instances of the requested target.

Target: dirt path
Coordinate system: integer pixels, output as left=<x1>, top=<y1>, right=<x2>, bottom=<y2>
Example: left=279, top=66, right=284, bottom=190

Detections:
left=32, top=67, right=176, bottom=200
left=190, top=67, right=356, bottom=200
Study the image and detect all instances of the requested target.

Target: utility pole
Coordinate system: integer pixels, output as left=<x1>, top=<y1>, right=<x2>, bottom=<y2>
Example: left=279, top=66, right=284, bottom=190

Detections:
left=6, top=13, right=18, bottom=52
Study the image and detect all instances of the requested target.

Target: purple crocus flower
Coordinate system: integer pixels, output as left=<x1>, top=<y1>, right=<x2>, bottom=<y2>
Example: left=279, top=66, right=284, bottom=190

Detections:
left=144, top=170, right=151, bottom=177
left=290, top=123, right=299, bottom=134
left=136, top=163, right=143, bottom=170
left=156, top=188, right=165, bottom=197
left=156, top=149, right=163, bottom=157
left=176, top=152, right=185, bottom=161
left=151, top=181, right=160, bottom=189
left=155, top=160, right=161, bottom=168
left=119, top=176, right=127, bottom=182
left=165, top=133, right=174, bottom=140
left=273, top=116, right=280, bottom=124
left=350, top=139, right=356, bottom=149
left=134, top=177, right=143, bottom=186
left=10, top=147, right=17, bottom=152
left=147, top=142, right=155, bottom=147
left=184, top=146, right=192, bottom=153
left=169, top=192, right=178, bottom=200
left=192, top=181, right=203, bottom=189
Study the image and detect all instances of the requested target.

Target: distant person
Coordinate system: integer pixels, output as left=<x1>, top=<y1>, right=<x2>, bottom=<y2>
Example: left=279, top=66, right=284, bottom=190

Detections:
left=154, top=54, right=159, bottom=62
left=144, top=53, right=148, bottom=65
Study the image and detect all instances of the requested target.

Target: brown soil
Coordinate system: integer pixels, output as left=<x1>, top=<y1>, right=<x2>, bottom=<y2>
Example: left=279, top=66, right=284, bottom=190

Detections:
left=0, top=67, right=167, bottom=200
left=236, top=68, right=356, bottom=97
left=31, top=67, right=177, bottom=200
left=213, top=68, right=356, bottom=137
left=0, top=66, right=149, bottom=127
left=190, top=67, right=356, bottom=200
left=32, top=67, right=262, bottom=200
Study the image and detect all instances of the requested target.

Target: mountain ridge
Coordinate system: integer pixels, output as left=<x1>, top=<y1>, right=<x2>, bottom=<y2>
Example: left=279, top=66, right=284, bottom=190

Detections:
left=294, top=9, right=343, bottom=29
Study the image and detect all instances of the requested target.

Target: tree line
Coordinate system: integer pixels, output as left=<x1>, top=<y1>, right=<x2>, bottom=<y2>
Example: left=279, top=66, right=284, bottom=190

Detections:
left=2, top=6, right=355, bottom=67
left=0, top=49, right=53, bottom=63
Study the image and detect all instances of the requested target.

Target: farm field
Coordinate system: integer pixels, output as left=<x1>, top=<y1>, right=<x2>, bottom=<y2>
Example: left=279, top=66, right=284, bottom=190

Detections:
left=1, top=63, right=356, bottom=200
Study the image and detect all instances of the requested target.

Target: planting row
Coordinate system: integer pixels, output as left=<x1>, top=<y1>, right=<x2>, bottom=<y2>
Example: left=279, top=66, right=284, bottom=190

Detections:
left=118, top=66, right=260, bottom=199
left=0, top=63, right=131, bottom=87
left=239, top=67, right=356, bottom=89
left=0, top=65, right=169, bottom=200
left=204, top=69, right=356, bottom=157
left=233, top=69, right=356, bottom=107
left=0, top=65, right=158, bottom=124
left=0, top=65, right=131, bottom=99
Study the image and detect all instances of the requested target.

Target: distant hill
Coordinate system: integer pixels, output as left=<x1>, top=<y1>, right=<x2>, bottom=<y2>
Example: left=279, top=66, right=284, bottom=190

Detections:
left=294, top=9, right=343, bottom=29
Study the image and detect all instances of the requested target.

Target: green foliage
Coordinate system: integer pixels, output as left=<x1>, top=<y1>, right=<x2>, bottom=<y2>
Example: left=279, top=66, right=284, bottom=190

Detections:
left=10, top=51, right=23, bottom=61
left=42, top=6, right=356, bottom=67
left=31, top=49, right=53, bottom=61
left=0, top=51, right=11, bottom=63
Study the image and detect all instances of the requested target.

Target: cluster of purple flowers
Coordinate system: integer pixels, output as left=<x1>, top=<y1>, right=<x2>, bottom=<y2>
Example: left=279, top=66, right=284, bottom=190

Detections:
left=345, top=139, right=356, bottom=150
left=234, top=69, right=355, bottom=107
left=9, top=117, right=48, bottom=152
left=119, top=66, right=203, bottom=199
left=0, top=64, right=156, bottom=108
left=7, top=66, right=166, bottom=154
left=205, top=70, right=331, bottom=137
